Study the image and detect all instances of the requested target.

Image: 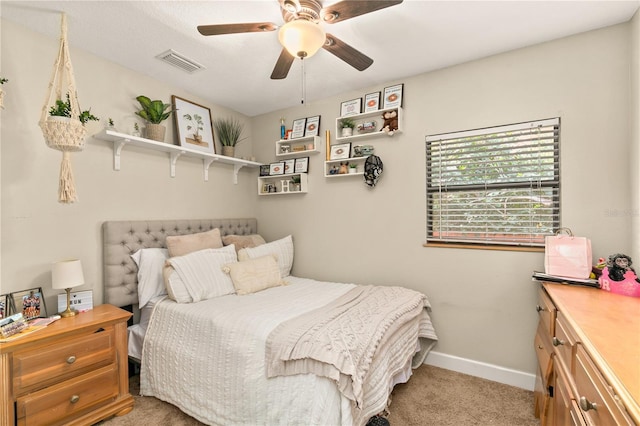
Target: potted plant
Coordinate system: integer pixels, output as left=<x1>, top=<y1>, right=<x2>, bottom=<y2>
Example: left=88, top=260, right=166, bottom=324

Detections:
left=0, top=77, right=7, bottom=109
left=135, top=95, right=174, bottom=142
left=48, top=93, right=99, bottom=125
left=183, top=113, right=204, bottom=143
left=340, top=117, right=356, bottom=137
left=349, top=163, right=358, bottom=174
left=213, top=117, right=245, bottom=157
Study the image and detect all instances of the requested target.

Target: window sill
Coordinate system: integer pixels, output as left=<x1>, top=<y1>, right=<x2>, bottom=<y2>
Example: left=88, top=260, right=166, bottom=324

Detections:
left=423, top=242, right=544, bottom=252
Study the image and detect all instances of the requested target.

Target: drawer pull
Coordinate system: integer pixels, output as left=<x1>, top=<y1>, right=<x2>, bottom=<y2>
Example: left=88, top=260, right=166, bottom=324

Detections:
left=552, top=337, right=565, bottom=346
left=70, top=395, right=80, bottom=404
left=579, top=396, right=597, bottom=412
left=66, top=355, right=76, bottom=364
left=536, top=305, right=545, bottom=312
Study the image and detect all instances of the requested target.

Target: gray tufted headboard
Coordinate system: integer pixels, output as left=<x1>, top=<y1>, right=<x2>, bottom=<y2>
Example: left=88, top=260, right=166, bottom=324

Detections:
left=103, top=218, right=257, bottom=307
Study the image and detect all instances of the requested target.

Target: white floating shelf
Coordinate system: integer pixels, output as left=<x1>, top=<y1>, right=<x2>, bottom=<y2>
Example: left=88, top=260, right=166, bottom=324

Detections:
left=93, top=129, right=261, bottom=184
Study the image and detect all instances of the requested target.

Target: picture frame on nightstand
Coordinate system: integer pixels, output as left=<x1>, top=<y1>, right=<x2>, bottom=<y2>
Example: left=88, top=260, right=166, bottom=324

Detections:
left=10, top=287, right=47, bottom=320
left=0, top=294, right=9, bottom=319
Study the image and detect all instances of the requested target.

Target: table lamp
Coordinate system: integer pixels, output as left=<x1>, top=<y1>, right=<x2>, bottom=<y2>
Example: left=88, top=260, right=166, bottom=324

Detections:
left=52, top=259, right=85, bottom=317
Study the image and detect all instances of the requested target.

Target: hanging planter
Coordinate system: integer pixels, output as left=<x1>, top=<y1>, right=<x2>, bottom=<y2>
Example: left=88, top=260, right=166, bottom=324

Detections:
left=39, top=13, right=95, bottom=204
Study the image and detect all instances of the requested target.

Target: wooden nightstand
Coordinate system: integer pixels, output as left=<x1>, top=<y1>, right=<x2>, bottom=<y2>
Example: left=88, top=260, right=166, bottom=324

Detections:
left=0, top=304, right=134, bottom=425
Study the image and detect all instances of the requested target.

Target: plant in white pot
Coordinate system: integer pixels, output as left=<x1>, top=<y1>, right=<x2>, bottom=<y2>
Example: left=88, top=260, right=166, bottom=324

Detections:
left=340, top=117, right=356, bottom=137
left=213, top=117, right=245, bottom=157
left=134, top=95, right=174, bottom=142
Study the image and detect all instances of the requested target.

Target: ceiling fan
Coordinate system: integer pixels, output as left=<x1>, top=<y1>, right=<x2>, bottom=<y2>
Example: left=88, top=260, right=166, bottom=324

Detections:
left=197, top=0, right=403, bottom=79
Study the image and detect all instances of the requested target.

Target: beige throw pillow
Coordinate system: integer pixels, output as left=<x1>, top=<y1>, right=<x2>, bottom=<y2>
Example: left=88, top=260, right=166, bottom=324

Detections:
left=224, top=255, right=286, bottom=295
left=222, top=234, right=266, bottom=253
left=166, top=228, right=223, bottom=257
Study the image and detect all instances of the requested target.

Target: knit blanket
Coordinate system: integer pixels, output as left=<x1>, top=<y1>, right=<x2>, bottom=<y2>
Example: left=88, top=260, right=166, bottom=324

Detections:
left=265, top=285, right=438, bottom=408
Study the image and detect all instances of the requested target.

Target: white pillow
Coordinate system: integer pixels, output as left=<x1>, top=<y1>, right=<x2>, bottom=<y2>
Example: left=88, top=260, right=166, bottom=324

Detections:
left=130, top=248, right=169, bottom=309
left=223, top=255, right=286, bottom=295
left=238, top=235, right=293, bottom=277
left=164, top=245, right=237, bottom=303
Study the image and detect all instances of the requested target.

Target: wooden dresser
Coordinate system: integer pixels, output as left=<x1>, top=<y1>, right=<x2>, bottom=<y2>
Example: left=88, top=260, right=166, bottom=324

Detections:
left=534, top=281, right=639, bottom=425
left=0, top=304, right=134, bottom=425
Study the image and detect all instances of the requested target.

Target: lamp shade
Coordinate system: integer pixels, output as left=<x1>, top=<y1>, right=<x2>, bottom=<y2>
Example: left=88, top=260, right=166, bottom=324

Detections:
left=278, top=20, right=326, bottom=59
left=52, top=259, right=85, bottom=290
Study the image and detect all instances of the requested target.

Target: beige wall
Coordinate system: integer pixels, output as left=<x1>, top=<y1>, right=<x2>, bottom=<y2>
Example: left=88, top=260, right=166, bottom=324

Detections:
left=631, top=10, right=640, bottom=262
left=252, top=23, right=632, bottom=375
left=1, top=17, right=633, bottom=379
left=0, top=19, right=258, bottom=311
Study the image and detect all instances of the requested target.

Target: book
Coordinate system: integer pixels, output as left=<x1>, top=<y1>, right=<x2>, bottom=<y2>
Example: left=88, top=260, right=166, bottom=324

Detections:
left=532, top=271, right=600, bottom=288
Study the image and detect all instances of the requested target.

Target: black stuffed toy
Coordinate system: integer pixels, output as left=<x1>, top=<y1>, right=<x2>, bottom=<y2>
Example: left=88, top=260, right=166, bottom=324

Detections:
left=606, top=253, right=640, bottom=283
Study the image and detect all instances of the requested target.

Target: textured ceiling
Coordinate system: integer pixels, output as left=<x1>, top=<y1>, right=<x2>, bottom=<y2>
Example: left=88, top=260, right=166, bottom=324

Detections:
left=2, top=0, right=639, bottom=116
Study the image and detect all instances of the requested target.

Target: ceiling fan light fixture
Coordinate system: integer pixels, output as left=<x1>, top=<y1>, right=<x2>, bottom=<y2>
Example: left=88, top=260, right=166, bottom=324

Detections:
left=278, top=19, right=326, bottom=59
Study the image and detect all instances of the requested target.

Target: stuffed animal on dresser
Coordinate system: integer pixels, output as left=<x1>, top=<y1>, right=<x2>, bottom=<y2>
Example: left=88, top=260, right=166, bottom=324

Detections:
left=380, top=109, right=398, bottom=136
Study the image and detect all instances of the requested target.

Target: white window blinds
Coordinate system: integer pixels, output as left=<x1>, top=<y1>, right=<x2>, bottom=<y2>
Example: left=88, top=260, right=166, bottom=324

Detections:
left=426, top=118, right=560, bottom=247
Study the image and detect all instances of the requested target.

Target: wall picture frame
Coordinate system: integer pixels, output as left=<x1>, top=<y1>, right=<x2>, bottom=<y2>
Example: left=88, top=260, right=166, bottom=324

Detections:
left=340, top=98, right=361, bottom=116
left=304, top=115, right=321, bottom=137
left=291, top=118, right=307, bottom=139
left=259, top=164, right=271, bottom=176
left=0, top=294, right=9, bottom=320
left=269, top=162, right=285, bottom=175
left=283, top=159, right=296, bottom=174
left=330, top=143, right=351, bottom=160
left=382, top=84, right=403, bottom=109
left=364, top=92, right=381, bottom=112
left=10, top=288, right=46, bottom=320
left=172, top=95, right=215, bottom=154
left=294, top=157, right=310, bottom=173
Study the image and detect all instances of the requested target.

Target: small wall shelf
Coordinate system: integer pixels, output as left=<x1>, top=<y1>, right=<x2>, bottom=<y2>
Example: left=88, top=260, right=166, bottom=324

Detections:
left=275, top=136, right=321, bottom=158
left=258, top=173, right=308, bottom=195
left=93, top=129, right=260, bottom=184
left=324, top=157, right=366, bottom=177
left=335, top=107, right=403, bottom=142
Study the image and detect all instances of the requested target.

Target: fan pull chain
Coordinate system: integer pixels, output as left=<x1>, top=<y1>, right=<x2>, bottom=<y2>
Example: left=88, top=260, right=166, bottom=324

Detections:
left=300, top=57, right=306, bottom=105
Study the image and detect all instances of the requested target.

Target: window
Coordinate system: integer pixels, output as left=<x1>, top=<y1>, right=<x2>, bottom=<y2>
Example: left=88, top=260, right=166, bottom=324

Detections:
left=426, top=118, right=560, bottom=248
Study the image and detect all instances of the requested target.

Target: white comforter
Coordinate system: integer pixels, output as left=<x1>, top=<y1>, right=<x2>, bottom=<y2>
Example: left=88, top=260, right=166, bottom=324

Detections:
left=140, top=277, right=437, bottom=426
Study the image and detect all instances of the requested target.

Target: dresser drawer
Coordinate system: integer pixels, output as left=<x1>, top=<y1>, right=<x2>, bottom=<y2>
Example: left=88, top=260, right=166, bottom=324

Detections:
left=534, top=321, right=553, bottom=384
left=554, top=311, right=578, bottom=375
left=16, top=364, right=119, bottom=426
left=536, top=287, right=556, bottom=336
left=13, top=326, right=115, bottom=395
left=575, top=345, right=634, bottom=426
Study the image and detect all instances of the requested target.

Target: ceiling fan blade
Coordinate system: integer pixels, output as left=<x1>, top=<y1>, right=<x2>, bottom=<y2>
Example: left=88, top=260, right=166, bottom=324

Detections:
left=197, top=22, right=277, bottom=36
left=323, top=34, right=373, bottom=71
left=271, top=48, right=295, bottom=79
left=321, top=0, right=403, bottom=24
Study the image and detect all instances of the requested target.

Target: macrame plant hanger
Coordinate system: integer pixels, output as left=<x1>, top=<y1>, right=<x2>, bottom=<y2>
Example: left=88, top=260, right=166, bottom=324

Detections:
left=39, top=13, right=87, bottom=204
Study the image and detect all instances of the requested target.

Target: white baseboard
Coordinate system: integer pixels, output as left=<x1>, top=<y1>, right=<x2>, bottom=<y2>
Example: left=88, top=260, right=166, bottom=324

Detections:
left=424, top=351, right=536, bottom=391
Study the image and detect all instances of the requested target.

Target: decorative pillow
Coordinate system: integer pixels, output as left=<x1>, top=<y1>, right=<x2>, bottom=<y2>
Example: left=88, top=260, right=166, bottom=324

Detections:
left=223, top=255, right=286, bottom=295
left=163, top=245, right=237, bottom=303
left=222, top=234, right=266, bottom=253
left=238, top=235, right=294, bottom=277
left=130, top=248, right=169, bottom=309
left=166, top=228, right=223, bottom=257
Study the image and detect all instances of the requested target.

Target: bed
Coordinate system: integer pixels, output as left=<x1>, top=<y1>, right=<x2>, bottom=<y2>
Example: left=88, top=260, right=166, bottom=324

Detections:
left=103, top=218, right=438, bottom=426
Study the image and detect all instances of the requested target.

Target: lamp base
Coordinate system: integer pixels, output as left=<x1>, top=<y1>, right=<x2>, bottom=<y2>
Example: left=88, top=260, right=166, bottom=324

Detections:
left=58, top=288, right=77, bottom=317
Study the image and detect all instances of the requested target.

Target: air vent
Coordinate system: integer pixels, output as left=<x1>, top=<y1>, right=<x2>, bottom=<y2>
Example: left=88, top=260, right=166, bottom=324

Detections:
left=155, top=49, right=205, bottom=73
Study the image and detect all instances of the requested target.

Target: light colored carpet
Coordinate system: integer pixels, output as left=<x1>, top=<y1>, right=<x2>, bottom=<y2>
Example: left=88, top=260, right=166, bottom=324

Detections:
left=98, top=365, right=540, bottom=426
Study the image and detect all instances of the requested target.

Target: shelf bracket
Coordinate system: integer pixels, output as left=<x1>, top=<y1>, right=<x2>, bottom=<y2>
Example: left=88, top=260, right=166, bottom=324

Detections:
left=113, top=140, right=129, bottom=171
left=233, top=164, right=245, bottom=184
left=203, top=158, right=217, bottom=181
left=170, top=151, right=185, bottom=178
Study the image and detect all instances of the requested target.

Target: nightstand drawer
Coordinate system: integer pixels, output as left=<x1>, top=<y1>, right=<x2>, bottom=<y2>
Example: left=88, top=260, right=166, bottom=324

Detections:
left=16, top=364, right=119, bottom=426
left=13, top=326, right=115, bottom=395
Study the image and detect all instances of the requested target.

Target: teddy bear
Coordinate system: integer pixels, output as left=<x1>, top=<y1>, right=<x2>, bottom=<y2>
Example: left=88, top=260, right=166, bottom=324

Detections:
left=380, top=109, right=398, bottom=136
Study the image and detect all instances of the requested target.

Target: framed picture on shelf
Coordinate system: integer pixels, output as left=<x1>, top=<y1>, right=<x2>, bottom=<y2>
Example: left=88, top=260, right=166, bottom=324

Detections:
left=10, top=288, right=47, bottom=320
left=304, top=115, right=321, bottom=137
left=285, top=129, right=293, bottom=140
left=269, top=162, right=285, bottom=175
left=171, top=95, right=215, bottom=154
left=330, top=143, right=351, bottom=160
left=382, top=84, right=403, bottom=109
left=291, top=118, right=307, bottom=139
left=283, top=159, right=295, bottom=174
left=260, top=164, right=271, bottom=176
left=0, top=294, right=9, bottom=319
left=340, top=98, right=361, bottom=116
left=294, top=157, right=310, bottom=173
left=364, top=92, right=381, bottom=112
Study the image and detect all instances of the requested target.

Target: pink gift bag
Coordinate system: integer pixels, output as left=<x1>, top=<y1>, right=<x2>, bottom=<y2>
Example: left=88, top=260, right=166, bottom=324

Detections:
left=544, top=228, right=592, bottom=279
